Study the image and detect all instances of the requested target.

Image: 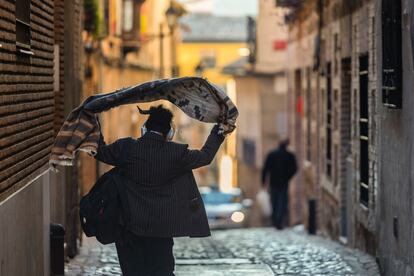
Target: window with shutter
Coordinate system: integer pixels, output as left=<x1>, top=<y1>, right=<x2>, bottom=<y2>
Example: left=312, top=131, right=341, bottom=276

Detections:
left=242, top=139, right=256, bottom=167
left=16, top=0, right=32, bottom=55
left=381, top=0, right=402, bottom=109
left=121, top=0, right=145, bottom=57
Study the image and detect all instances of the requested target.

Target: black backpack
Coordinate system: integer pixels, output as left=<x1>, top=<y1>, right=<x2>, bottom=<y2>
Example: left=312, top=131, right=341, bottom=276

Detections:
left=79, top=168, right=129, bottom=244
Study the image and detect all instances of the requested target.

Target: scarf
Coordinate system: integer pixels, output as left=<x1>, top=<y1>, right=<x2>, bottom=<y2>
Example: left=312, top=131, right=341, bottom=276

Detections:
left=50, top=77, right=238, bottom=167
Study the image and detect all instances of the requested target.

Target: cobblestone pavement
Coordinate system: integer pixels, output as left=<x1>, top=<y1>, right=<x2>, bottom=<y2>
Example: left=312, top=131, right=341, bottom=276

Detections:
left=66, top=227, right=380, bottom=275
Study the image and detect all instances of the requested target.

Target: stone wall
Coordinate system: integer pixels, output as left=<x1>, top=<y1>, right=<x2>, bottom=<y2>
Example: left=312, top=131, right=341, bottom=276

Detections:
left=286, top=0, right=414, bottom=274
left=285, top=0, right=378, bottom=248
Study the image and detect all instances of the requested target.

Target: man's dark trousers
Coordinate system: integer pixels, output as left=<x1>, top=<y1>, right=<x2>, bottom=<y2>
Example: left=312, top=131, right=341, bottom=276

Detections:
left=262, top=146, right=297, bottom=229
left=115, top=227, right=175, bottom=276
left=270, top=187, right=288, bottom=229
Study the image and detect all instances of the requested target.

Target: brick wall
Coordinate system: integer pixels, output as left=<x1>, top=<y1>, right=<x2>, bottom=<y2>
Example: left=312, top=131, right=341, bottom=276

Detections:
left=0, top=0, right=55, bottom=197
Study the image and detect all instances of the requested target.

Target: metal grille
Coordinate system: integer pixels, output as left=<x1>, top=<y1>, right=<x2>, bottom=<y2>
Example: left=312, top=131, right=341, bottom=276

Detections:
left=381, top=0, right=402, bottom=109
left=359, top=55, right=369, bottom=206
left=326, top=63, right=332, bottom=179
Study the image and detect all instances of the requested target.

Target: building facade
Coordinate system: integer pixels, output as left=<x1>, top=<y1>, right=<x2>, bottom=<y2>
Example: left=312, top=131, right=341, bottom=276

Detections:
left=81, top=0, right=185, bottom=191
left=0, top=0, right=83, bottom=275
left=283, top=0, right=414, bottom=274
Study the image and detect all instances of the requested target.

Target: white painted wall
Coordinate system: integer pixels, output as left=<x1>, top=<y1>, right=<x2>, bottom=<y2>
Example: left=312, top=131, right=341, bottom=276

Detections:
left=0, top=169, right=51, bottom=276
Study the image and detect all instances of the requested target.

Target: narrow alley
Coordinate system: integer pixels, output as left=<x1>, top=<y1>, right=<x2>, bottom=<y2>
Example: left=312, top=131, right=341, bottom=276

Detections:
left=2, top=0, right=414, bottom=275
left=66, top=228, right=379, bottom=276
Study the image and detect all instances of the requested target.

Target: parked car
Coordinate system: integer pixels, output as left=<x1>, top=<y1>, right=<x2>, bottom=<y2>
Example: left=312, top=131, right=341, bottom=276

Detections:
left=200, top=186, right=252, bottom=229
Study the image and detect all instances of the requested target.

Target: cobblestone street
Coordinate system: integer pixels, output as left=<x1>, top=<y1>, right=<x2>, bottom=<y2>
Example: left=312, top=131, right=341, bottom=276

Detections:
left=66, top=227, right=379, bottom=275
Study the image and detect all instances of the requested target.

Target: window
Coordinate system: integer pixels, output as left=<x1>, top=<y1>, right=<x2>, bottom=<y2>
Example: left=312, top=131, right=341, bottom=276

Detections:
left=121, top=0, right=144, bottom=57
left=382, top=0, right=402, bottom=109
left=305, top=67, right=312, bottom=161
left=334, top=144, right=339, bottom=186
left=104, top=0, right=110, bottom=35
left=333, top=89, right=339, bottom=130
left=334, top=33, right=339, bottom=75
left=359, top=55, right=369, bottom=206
left=247, top=16, right=256, bottom=64
left=200, top=50, right=216, bottom=68
left=123, top=0, right=134, bottom=32
left=275, top=0, right=303, bottom=7
left=16, top=0, right=31, bottom=51
left=242, top=139, right=256, bottom=167
left=334, top=34, right=339, bottom=52
left=341, top=58, right=352, bottom=155
left=326, top=62, right=332, bottom=178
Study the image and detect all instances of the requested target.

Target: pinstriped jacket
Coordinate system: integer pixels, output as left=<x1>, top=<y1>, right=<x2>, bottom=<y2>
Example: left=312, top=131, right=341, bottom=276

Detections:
left=94, top=127, right=225, bottom=238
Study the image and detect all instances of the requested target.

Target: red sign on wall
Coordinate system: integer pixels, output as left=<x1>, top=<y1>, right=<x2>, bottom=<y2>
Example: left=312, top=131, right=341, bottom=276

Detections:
left=296, top=96, right=304, bottom=117
left=273, top=40, right=287, bottom=50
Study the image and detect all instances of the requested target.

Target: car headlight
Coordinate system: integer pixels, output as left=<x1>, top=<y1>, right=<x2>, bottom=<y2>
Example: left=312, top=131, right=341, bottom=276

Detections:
left=231, top=211, right=245, bottom=223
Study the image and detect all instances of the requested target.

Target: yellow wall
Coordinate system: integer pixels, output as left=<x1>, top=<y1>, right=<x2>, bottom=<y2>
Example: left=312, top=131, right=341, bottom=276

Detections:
left=176, top=41, right=246, bottom=187
left=177, top=42, right=247, bottom=86
left=82, top=0, right=181, bottom=185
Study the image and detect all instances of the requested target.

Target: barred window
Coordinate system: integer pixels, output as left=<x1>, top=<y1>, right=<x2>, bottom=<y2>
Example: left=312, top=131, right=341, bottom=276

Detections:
left=326, top=62, right=332, bottom=179
left=382, top=0, right=402, bottom=108
left=359, top=55, right=369, bottom=206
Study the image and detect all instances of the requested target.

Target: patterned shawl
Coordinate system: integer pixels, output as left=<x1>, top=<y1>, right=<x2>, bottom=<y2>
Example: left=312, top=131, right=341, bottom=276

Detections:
left=49, top=77, right=238, bottom=167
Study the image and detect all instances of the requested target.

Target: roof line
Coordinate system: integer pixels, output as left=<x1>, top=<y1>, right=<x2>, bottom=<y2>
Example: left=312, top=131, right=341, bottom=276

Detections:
left=182, top=40, right=247, bottom=43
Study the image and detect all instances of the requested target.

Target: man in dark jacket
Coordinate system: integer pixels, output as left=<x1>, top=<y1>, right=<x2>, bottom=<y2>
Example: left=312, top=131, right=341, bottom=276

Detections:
left=94, top=105, right=225, bottom=276
left=262, top=139, right=297, bottom=229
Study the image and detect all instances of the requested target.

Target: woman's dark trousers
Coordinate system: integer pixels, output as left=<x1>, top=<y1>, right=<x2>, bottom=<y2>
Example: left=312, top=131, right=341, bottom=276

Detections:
left=115, top=228, right=175, bottom=276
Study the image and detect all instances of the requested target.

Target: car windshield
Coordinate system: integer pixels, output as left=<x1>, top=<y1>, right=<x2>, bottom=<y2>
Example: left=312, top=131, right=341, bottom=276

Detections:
left=201, top=192, right=241, bottom=204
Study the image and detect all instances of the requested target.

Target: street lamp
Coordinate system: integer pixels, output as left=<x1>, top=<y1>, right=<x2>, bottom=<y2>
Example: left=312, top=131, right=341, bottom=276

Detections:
left=143, top=2, right=184, bottom=78
left=165, top=1, right=183, bottom=77
left=165, top=4, right=180, bottom=30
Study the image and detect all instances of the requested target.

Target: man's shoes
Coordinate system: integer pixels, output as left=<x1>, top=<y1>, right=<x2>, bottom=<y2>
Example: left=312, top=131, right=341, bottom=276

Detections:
left=273, top=223, right=284, bottom=230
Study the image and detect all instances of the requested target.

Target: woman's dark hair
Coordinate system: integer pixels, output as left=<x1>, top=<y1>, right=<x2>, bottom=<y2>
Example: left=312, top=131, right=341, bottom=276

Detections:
left=139, top=105, right=173, bottom=136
